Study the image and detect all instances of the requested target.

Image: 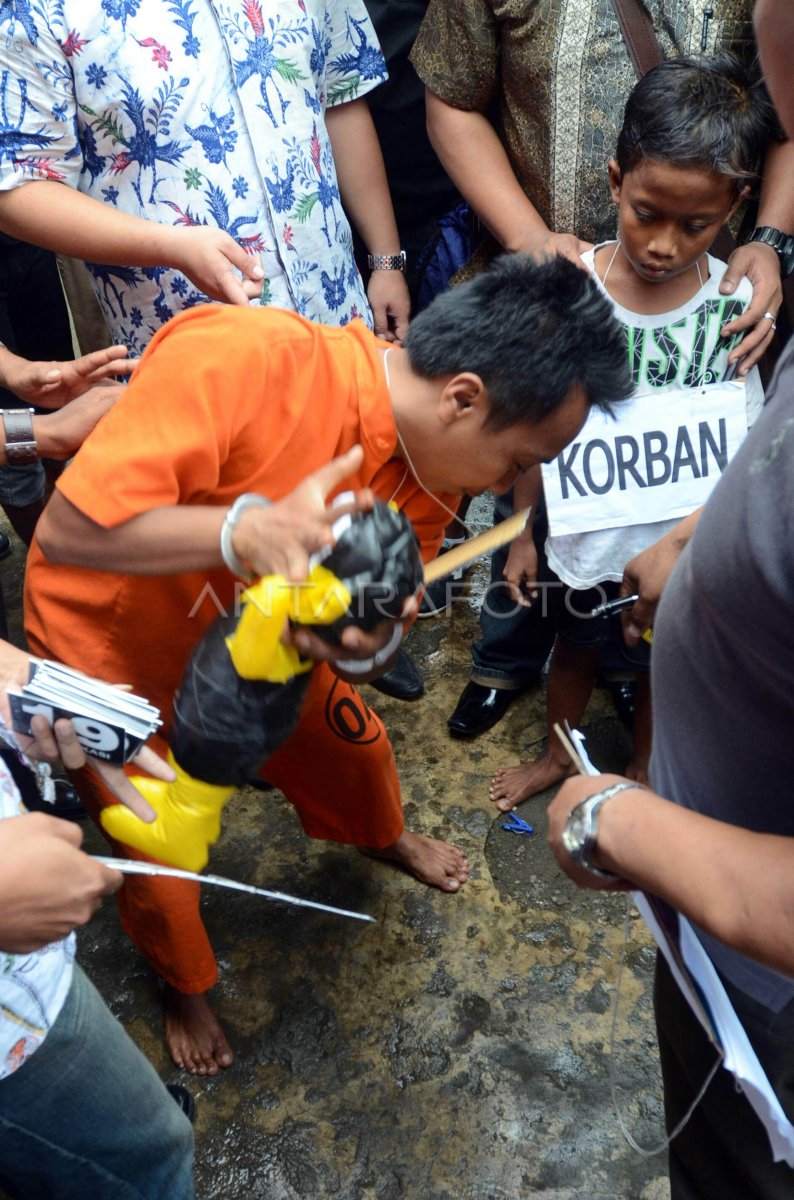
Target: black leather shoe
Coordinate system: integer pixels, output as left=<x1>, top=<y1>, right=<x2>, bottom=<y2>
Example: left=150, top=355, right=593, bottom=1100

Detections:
left=167, top=1083, right=196, bottom=1124
left=369, top=648, right=424, bottom=701
left=447, top=681, right=522, bottom=738
left=606, top=679, right=636, bottom=732
left=0, top=532, right=11, bottom=560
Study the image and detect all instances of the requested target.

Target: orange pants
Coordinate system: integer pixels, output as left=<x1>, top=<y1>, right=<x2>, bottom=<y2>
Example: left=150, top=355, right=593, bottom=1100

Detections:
left=75, top=663, right=404, bottom=994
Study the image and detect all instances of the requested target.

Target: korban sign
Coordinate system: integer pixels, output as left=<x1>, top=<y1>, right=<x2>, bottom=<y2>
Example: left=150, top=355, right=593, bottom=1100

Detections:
left=542, top=381, right=749, bottom=537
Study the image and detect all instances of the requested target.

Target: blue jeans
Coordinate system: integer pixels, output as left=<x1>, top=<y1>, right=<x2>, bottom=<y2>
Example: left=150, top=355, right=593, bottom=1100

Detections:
left=470, top=491, right=556, bottom=689
left=0, top=965, right=194, bottom=1200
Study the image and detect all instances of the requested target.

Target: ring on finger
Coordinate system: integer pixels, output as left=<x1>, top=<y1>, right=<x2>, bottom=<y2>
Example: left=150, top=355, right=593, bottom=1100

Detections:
left=763, top=310, right=777, bottom=322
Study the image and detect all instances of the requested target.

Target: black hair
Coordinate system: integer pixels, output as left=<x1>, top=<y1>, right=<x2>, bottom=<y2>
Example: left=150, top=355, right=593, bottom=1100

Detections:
left=616, top=53, right=777, bottom=190
left=403, top=254, right=633, bottom=430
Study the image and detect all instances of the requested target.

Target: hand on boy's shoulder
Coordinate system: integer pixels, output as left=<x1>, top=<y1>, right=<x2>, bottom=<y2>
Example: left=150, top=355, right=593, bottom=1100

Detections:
left=718, top=240, right=782, bottom=373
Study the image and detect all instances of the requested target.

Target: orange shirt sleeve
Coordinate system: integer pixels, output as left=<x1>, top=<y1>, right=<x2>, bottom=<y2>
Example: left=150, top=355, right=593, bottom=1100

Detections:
left=58, top=306, right=355, bottom=527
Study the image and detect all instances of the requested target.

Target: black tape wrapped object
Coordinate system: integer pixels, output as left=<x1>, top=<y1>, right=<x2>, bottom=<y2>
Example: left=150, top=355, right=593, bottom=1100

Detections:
left=170, top=502, right=423, bottom=786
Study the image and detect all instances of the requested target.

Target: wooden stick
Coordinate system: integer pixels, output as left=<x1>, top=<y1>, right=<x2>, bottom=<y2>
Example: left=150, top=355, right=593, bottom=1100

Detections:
left=552, top=722, right=588, bottom=776
left=423, top=507, right=531, bottom=585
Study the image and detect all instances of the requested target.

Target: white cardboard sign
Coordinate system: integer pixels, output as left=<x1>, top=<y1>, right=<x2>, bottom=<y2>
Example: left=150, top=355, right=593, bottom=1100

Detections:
left=542, top=381, right=748, bottom=537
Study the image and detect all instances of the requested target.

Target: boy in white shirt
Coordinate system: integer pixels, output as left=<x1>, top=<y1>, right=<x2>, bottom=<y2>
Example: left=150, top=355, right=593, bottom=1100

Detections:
left=490, top=53, right=773, bottom=810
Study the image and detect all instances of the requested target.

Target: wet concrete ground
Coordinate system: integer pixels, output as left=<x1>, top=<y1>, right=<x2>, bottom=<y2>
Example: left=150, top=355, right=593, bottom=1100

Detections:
left=3, top=506, right=671, bottom=1200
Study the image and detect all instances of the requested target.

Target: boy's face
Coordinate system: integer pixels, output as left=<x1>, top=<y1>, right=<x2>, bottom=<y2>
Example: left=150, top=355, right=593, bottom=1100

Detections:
left=609, top=159, right=740, bottom=284
left=407, top=384, right=590, bottom=496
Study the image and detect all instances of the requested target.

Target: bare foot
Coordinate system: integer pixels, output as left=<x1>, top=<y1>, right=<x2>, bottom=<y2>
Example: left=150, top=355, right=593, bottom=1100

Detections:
left=489, top=752, right=575, bottom=811
left=625, top=756, right=650, bottom=787
left=163, top=985, right=235, bottom=1077
left=361, top=829, right=469, bottom=893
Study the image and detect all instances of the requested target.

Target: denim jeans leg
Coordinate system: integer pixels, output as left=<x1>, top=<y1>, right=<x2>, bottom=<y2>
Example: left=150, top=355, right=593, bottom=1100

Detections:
left=0, top=964, right=194, bottom=1200
left=471, top=491, right=556, bottom=689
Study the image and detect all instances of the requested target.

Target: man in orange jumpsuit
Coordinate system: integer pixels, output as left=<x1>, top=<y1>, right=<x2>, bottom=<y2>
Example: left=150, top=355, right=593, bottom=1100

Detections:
left=26, top=254, right=631, bottom=1074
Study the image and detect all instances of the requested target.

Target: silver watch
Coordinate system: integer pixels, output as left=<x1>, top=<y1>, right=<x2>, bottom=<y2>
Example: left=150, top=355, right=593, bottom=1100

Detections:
left=367, top=251, right=406, bottom=272
left=562, top=781, right=642, bottom=880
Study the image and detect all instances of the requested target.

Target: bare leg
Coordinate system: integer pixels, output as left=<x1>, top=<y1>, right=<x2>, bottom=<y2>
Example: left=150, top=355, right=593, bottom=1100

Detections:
left=626, top=673, right=652, bottom=785
left=490, top=638, right=600, bottom=811
left=163, top=986, right=235, bottom=1077
left=361, top=829, right=469, bottom=893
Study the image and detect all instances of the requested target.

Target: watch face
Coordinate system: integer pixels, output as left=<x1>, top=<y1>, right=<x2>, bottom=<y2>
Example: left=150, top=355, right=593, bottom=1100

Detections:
left=562, top=807, right=587, bottom=859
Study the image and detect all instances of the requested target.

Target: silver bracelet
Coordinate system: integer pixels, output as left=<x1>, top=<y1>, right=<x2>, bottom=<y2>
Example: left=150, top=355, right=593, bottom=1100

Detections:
left=220, top=493, right=271, bottom=581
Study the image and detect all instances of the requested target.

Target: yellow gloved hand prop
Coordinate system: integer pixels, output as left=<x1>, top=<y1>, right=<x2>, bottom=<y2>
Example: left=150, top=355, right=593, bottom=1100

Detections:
left=100, top=752, right=235, bottom=873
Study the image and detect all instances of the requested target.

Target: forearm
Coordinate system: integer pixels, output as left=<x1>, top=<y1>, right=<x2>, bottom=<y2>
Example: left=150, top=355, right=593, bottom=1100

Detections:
left=36, top=491, right=226, bottom=575
left=425, top=91, right=547, bottom=253
left=596, top=789, right=794, bottom=976
left=756, top=139, right=794, bottom=232
left=0, top=182, right=179, bottom=267
left=325, top=100, right=401, bottom=255
left=512, top=465, right=542, bottom=514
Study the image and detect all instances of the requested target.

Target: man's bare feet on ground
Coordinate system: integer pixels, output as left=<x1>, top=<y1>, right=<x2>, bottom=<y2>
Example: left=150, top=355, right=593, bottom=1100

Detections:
left=164, top=985, right=235, bottom=1076
left=489, top=752, right=575, bottom=811
left=361, top=829, right=469, bottom=892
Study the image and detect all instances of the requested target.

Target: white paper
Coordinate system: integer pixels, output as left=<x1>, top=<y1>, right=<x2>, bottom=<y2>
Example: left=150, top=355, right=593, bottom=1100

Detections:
left=542, top=382, right=748, bottom=536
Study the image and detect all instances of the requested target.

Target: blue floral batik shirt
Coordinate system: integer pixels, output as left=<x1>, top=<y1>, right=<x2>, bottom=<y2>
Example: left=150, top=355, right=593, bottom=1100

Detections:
left=0, top=0, right=386, bottom=351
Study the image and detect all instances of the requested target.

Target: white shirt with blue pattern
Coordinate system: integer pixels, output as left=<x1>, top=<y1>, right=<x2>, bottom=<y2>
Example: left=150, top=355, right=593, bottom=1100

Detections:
left=0, top=0, right=386, bottom=352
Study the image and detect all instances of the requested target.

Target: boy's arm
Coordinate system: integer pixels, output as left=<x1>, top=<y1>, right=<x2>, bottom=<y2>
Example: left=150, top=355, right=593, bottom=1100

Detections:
left=547, top=773, right=794, bottom=978
left=720, top=138, right=794, bottom=370
left=325, top=99, right=410, bottom=342
left=0, top=184, right=263, bottom=307
left=502, top=466, right=542, bottom=605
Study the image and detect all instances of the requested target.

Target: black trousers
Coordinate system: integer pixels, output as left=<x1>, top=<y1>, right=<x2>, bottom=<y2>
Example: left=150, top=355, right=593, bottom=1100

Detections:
left=655, top=953, right=794, bottom=1199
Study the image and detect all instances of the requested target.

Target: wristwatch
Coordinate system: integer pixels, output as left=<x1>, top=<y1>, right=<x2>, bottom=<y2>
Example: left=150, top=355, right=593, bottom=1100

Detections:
left=747, top=226, right=794, bottom=278
left=0, top=408, right=38, bottom=464
left=562, top=781, right=643, bottom=880
left=367, top=251, right=406, bottom=272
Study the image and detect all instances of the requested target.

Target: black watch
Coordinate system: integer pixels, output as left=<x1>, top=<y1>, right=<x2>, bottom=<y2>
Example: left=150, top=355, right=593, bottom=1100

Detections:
left=747, top=226, right=794, bottom=278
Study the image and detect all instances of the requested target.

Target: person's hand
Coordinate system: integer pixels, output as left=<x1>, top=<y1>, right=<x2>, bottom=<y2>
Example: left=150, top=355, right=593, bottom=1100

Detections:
left=232, top=444, right=375, bottom=581
left=719, top=241, right=782, bottom=372
left=32, top=382, right=123, bottom=460
left=0, top=813, right=121, bottom=952
left=367, top=270, right=411, bottom=343
left=546, top=774, right=636, bottom=892
left=287, top=592, right=420, bottom=677
left=503, top=533, right=538, bottom=607
left=86, top=745, right=174, bottom=823
left=519, top=229, right=594, bottom=267
left=166, top=225, right=264, bottom=306
left=619, top=509, right=701, bottom=644
left=0, top=641, right=169, bottom=824
left=1, top=344, right=136, bottom=408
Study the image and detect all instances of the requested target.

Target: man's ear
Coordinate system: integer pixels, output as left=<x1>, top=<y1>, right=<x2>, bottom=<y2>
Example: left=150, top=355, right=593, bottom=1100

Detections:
left=438, top=372, right=488, bottom=423
left=608, top=159, right=622, bottom=204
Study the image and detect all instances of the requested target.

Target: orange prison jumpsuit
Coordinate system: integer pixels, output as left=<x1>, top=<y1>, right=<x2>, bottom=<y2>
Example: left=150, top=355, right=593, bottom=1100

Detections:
left=26, top=306, right=453, bottom=994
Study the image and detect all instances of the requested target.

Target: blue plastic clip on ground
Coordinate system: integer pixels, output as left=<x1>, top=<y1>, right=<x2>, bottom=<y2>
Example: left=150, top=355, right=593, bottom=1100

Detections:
left=500, top=811, right=534, bottom=836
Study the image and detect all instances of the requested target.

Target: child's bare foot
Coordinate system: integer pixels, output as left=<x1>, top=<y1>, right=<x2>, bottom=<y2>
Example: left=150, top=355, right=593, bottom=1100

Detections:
left=625, top=757, right=650, bottom=787
left=164, top=985, right=235, bottom=1076
left=489, top=752, right=575, bottom=811
left=361, top=830, right=469, bottom=893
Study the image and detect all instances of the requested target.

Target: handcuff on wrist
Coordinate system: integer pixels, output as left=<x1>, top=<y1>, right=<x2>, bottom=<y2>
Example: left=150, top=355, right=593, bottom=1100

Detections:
left=220, top=493, right=271, bottom=582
